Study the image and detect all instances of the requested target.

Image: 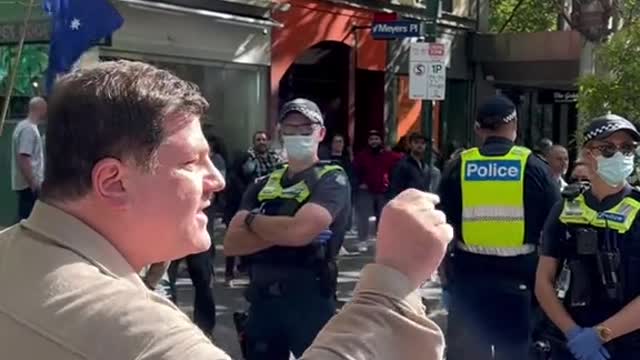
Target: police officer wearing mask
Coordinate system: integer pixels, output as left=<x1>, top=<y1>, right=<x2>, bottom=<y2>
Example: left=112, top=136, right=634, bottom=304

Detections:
left=536, top=114, right=640, bottom=360
left=223, top=98, right=351, bottom=359
left=438, top=95, right=560, bottom=360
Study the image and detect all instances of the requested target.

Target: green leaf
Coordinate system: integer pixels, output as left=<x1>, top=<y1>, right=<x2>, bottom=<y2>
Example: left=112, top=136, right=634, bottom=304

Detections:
left=0, top=44, right=49, bottom=97
left=489, top=0, right=557, bottom=33
left=577, top=22, right=640, bottom=145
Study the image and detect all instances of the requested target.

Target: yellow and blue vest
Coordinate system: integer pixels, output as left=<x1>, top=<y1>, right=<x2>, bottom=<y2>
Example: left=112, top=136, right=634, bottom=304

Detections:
left=559, top=192, right=640, bottom=307
left=559, top=194, right=640, bottom=234
left=249, top=162, right=344, bottom=266
left=460, top=146, right=532, bottom=256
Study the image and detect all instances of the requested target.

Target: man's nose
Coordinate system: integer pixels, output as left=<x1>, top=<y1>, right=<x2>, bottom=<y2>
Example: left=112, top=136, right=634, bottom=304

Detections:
left=204, top=159, right=225, bottom=193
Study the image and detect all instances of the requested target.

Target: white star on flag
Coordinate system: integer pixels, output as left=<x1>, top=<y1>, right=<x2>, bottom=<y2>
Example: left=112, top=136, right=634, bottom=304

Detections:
left=70, top=18, right=82, bottom=30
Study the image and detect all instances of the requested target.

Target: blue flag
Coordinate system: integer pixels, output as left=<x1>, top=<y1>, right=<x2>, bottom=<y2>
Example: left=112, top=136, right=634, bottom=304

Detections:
left=44, top=0, right=124, bottom=92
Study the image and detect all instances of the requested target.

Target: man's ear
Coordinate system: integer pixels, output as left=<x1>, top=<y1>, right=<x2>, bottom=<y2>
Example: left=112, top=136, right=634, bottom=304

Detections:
left=318, top=127, right=326, bottom=142
left=91, top=158, right=129, bottom=209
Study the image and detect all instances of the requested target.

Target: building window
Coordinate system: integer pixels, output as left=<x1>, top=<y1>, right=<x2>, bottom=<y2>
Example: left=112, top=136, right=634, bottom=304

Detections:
left=102, top=54, right=269, bottom=156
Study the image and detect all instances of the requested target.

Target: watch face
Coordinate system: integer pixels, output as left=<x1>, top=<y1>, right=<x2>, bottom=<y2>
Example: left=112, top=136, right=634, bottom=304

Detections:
left=598, top=326, right=613, bottom=342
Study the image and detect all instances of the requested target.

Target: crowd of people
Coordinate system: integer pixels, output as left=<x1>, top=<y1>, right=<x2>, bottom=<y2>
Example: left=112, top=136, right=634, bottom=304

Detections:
left=4, top=59, right=640, bottom=360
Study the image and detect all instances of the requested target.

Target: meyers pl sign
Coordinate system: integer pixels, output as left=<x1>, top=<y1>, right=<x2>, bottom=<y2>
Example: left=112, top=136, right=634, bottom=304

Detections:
left=371, top=20, right=421, bottom=39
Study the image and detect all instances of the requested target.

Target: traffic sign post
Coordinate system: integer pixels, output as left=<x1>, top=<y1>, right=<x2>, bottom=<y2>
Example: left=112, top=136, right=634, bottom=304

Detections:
left=409, top=42, right=446, bottom=101
left=410, top=42, right=445, bottom=188
left=425, top=0, right=442, bottom=178
left=370, top=1, right=442, bottom=177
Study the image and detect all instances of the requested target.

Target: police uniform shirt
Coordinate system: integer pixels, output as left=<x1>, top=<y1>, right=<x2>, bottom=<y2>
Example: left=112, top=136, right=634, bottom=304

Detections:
left=240, top=163, right=351, bottom=245
left=541, top=185, right=640, bottom=324
left=438, top=137, right=561, bottom=278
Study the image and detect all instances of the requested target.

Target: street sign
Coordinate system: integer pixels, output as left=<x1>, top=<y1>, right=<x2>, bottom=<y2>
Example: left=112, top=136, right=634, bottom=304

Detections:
left=425, top=43, right=446, bottom=100
left=409, top=60, right=428, bottom=99
left=409, top=42, right=447, bottom=100
left=371, top=20, right=421, bottom=39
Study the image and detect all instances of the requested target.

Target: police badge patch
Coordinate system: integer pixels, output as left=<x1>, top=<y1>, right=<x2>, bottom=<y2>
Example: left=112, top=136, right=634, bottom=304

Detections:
left=335, top=173, right=347, bottom=186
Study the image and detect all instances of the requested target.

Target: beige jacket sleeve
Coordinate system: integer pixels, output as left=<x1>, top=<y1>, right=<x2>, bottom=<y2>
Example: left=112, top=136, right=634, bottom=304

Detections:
left=301, top=264, right=445, bottom=360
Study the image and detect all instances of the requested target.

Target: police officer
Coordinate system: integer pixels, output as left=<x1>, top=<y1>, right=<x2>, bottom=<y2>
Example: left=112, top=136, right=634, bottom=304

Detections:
left=223, top=98, right=351, bottom=359
left=536, top=114, right=640, bottom=360
left=438, top=95, right=560, bottom=360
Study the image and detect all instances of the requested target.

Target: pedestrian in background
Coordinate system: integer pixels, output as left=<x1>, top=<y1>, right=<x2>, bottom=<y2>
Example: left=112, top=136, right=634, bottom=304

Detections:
left=11, top=97, right=47, bottom=220
left=353, top=129, right=402, bottom=250
left=321, top=134, right=356, bottom=232
left=569, top=159, right=591, bottom=183
left=389, top=132, right=441, bottom=198
left=546, top=145, right=570, bottom=190
left=224, top=131, right=283, bottom=284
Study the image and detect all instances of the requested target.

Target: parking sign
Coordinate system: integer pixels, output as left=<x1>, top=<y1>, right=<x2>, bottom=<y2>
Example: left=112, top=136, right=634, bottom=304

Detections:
left=409, top=43, right=447, bottom=100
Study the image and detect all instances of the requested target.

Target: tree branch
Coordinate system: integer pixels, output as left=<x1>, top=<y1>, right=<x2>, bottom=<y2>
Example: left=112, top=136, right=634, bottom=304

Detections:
left=498, top=0, right=527, bottom=33
left=551, top=0, right=577, bottom=29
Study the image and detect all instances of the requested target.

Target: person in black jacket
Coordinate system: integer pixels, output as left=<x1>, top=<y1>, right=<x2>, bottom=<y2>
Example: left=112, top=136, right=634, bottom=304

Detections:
left=389, top=132, right=441, bottom=198
left=321, top=134, right=356, bottom=231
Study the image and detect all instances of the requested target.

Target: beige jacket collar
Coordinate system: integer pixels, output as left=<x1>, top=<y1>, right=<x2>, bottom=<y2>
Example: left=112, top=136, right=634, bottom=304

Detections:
left=21, top=201, right=146, bottom=290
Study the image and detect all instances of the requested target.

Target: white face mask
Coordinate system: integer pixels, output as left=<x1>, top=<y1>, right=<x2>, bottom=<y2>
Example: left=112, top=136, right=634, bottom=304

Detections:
left=282, top=135, right=315, bottom=161
left=596, top=152, right=635, bottom=186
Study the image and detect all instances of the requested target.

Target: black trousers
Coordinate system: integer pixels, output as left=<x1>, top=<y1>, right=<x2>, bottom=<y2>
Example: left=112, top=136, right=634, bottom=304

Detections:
left=225, top=257, right=236, bottom=278
left=447, top=274, right=534, bottom=360
left=16, top=188, right=37, bottom=221
left=168, top=250, right=216, bottom=334
left=244, top=281, right=336, bottom=359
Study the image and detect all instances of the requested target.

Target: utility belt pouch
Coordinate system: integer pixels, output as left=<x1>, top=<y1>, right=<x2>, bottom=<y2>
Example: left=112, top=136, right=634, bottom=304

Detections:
left=567, top=259, right=592, bottom=307
left=575, top=228, right=598, bottom=255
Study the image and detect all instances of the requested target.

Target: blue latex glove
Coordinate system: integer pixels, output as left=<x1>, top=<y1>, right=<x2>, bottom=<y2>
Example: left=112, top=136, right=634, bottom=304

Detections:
left=313, top=229, right=333, bottom=244
left=566, top=327, right=610, bottom=360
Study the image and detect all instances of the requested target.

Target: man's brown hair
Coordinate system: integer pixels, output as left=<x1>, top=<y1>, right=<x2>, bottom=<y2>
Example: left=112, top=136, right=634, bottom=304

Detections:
left=41, top=60, right=209, bottom=201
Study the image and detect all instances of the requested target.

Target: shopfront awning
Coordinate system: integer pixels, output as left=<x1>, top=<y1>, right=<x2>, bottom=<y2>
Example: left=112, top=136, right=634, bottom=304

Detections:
left=117, top=0, right=283, bottom=28
left=472, top=31, right=582, bottom=89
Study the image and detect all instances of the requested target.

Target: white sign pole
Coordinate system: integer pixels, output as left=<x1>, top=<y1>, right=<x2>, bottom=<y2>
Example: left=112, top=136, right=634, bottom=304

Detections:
left=409, top=43, right=429, bottom=100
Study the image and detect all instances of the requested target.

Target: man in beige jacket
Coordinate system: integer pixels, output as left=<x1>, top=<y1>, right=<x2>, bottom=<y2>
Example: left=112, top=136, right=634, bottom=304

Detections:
left=0, top=60, right=452, bottom=360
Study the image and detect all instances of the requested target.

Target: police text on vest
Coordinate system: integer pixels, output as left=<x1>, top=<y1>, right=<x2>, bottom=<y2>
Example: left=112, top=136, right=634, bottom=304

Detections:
left=465, top=160, right=522, bottom=181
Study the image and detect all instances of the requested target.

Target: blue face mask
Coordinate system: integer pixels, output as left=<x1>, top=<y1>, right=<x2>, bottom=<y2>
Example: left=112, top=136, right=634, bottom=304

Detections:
left=282, top=135, right=316, bottom=161
left=596, top=152, right=635, bottom=186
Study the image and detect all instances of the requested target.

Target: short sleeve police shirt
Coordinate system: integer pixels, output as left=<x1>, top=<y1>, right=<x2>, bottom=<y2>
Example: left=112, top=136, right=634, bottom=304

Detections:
left=240, top=164, right=352, bottom=236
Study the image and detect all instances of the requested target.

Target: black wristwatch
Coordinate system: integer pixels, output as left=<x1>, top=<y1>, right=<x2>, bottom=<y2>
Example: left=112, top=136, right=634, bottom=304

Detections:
left=244, top=210, right=259, bottom=231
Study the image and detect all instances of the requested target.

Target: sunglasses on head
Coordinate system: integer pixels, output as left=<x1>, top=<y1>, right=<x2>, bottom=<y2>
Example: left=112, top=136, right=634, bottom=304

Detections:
left=588, top=142, right=638, bottom=158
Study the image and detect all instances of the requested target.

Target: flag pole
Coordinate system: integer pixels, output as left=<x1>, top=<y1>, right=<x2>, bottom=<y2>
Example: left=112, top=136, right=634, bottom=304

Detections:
left=0, top=0, right=37, bottom=136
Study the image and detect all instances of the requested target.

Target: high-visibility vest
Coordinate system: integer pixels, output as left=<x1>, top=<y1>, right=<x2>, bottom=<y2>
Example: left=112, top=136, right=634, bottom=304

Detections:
left=248, top=162, right=345, bottom=266
left=460, top=146, right=532, bottom=256
left=257, top=164, right=343, bottom=205
left=559, top=194, right=640, bottom=234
